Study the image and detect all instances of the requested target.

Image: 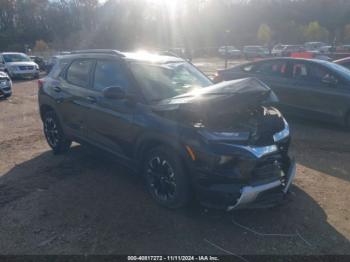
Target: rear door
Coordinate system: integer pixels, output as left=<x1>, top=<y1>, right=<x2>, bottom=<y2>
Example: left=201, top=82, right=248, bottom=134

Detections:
left=84, top=58, right=136, bottom=158
left=57, top=59, right=96, bottom=139
left=288, top=61, right=346, bottom=119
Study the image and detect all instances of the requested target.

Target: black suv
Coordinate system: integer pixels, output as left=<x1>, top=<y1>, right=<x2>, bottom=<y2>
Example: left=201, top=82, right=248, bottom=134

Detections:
left=38, top=50, right=295, bottom=210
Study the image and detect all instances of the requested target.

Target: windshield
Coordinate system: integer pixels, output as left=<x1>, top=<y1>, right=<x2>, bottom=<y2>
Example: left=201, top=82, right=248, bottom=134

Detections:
left=129, top=61, right=212, bottom=102
left=3, top=53, right=31, bottom=63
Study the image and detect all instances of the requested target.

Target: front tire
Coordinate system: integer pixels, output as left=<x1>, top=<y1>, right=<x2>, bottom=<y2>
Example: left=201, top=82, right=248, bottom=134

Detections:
left=143, top=146, right=190, bottom=209
left=43, top=111, right=71, bottom=154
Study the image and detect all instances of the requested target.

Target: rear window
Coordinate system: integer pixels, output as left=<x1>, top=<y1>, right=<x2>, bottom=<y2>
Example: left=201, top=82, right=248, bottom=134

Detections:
left=66, top=59, right=94, bottom=87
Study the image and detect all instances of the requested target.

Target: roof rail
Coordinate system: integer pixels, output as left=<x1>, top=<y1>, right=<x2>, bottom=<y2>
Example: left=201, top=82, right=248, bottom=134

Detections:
left=70, top=49, right=125, bottom=57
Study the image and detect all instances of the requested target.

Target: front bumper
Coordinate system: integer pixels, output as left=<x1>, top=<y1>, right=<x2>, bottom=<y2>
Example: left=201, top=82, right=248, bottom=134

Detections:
left=9, top=70, right=39, bottom=78
left=227, top=160, right=296, bottom=210
left=0, top=82, right=12, bottom=96
left=192, top=132, right=293, bottom=209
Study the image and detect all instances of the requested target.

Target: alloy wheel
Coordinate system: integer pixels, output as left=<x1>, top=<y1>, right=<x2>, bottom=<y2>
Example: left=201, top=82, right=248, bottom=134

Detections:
left=44, top=116, right=60, bottom=148
left=146, top=156, right=177, bottom=202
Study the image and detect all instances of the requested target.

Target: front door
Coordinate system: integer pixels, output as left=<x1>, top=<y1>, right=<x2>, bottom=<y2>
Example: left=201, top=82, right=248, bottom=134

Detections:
left=84, top=58, right=137, bottom=158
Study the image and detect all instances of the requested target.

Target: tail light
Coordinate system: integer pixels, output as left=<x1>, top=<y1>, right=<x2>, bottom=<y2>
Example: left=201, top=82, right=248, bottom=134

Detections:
left=38, top=79, right=44, bottom=89
left=212, top=72, right=223, bottom=84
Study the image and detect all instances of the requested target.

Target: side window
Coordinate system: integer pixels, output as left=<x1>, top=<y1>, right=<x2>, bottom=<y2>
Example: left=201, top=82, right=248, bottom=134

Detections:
left=66, top=59, right=94, bottom=87
left=255, top=61, right=288, bottom=77
left=93, top=60, right=129, bottom=91
left=292, top=63, right=308, bottom=79
left=292, top=62, right=335, bottom=84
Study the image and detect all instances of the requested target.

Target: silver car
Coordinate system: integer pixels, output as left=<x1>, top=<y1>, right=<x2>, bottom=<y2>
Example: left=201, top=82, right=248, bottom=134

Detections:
left=0, top=71, right=12, bottom=98
left=218, top=46, right=242, bottom=58
left=0, top=52, right=39, bottom=79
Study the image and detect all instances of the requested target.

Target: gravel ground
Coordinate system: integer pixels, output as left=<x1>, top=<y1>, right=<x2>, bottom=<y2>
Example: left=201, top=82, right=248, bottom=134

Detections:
left=0, top=61, right=349, bottom=255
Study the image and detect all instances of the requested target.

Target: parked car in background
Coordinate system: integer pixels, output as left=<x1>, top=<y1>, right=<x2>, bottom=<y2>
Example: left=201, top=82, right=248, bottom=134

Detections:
left=38, top=49, right=295, bottom=210
left=218, top=46, right=242, bottom=58
left=280, top=45, right=305, bottom=57
left=304, top=42, right=327, bottom=51
left=0, top=52, right=39, bottom=79
left=213, top=58, right=350, bottom=127
left=30, top=56, right=46, bottom=71
left=45, top=55, right=59, bottom=74
left=0, top=71, right=12, bottom=98
left=339, top=45, right=350, bottom=52
left=243, top=45, right=270, bottom=59
left=334, top=57, right=350, bottom=70
left=271, top=44, right=287, bottom=56
left=319, top=45, right=333, bottom=54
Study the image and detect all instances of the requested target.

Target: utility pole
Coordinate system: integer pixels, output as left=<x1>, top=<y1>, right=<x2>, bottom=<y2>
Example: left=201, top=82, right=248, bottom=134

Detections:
left=225, top=29, right=230, bottom=69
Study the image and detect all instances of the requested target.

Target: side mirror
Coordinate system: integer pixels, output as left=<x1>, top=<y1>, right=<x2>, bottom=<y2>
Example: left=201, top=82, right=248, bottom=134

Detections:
left=322, top=75, right=337, bottom=86
left=103, top=86, right=126, bottom=100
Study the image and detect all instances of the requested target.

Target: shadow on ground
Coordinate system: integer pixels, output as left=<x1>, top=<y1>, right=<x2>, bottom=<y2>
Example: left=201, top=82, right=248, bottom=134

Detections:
left=0, top=145, right=349, bottom=255
left=285, top=115, right=350, bottom=183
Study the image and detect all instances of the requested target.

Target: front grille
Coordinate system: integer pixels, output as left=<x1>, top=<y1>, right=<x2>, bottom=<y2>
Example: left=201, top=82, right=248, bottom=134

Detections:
left=255, top=159, right=282, bottom=178
left=19, top=66, right=34, bottom=70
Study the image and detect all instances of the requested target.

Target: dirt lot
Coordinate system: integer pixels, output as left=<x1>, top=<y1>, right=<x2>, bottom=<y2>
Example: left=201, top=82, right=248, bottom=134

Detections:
left=0, top=60, right=349, bottom=255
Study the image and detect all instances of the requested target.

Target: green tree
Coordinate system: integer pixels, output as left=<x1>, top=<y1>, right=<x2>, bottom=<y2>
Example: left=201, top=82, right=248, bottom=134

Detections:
left=303, top=21, right=329, bottom=42
left=257, top=24, right=272, bottom=45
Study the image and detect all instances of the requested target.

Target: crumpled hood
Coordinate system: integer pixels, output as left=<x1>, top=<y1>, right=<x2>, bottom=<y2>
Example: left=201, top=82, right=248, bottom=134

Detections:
left=152, top=77, right=278, bottom=115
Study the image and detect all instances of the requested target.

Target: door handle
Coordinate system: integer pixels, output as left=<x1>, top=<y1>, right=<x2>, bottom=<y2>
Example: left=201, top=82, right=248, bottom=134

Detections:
left=53, top=86, right=61, bottom=92
left=87, top=96, right=97, bottom=103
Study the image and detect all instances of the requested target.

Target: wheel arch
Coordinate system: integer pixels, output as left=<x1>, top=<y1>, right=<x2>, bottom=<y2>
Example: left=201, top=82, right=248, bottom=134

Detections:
left=134, top=134, right=193, bottom=174
left=39, top=104, right=55, bottom=120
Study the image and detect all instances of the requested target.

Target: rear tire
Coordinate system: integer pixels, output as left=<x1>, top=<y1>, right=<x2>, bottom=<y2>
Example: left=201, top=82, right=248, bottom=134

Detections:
left=142, top=146, right=190, bottom=209
left=43, top=110, right=71, bottom=154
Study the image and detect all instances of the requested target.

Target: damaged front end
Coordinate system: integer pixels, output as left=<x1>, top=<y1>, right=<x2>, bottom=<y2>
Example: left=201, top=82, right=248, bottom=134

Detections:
left=153, top=78, right=296, bottom=210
